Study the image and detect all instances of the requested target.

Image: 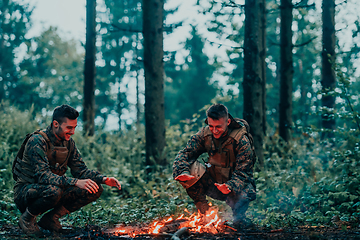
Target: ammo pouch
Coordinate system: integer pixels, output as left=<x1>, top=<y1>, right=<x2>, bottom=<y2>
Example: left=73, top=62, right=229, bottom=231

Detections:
left=48, top=145, right=70, bottom=176
left=207, top=151, right=233, bottom=184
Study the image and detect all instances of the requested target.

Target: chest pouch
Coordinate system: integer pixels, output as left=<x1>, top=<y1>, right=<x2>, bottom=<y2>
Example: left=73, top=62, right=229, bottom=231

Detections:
left=48, top=146, right=70, bottom=176
left=208, top=149, right=232, bottom=184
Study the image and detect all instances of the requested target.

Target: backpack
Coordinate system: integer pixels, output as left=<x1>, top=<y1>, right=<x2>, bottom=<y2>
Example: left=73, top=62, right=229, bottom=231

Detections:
left=232, top=118, right=257, bottom=165
left=12, top=130, right=66, bottom=181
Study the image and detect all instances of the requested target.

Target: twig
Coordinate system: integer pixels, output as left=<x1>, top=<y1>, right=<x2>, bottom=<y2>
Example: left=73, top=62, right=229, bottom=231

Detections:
left=223, top=224, right=237, bottom=231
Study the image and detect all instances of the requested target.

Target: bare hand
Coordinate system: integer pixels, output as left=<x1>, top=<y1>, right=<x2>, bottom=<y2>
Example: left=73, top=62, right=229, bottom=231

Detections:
left=175, top=173, right=195, bottom=182
left=214, top=183, right=231, bottom=194
left=75, top=179, right=99, bottom=194
left=103, top=177, right=121, bottom=190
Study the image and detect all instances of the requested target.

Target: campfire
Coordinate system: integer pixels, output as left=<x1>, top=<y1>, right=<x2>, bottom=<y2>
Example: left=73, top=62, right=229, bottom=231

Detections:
left=108, top=205, right=236, bottom=238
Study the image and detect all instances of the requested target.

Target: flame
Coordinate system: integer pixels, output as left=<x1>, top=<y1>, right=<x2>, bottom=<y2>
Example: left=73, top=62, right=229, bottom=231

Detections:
left=151, top=223, right=164, bottom=234
left=112, top=204, right=229, bottom=237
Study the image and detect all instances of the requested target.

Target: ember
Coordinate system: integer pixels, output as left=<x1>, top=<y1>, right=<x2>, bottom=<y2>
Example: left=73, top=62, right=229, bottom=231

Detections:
left=109, top=207, right=233, bottom=237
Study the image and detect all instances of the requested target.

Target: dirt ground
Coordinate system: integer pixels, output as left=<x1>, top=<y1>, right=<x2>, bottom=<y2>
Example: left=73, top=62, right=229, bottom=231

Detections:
left=1, top=224, right=360, bottom=240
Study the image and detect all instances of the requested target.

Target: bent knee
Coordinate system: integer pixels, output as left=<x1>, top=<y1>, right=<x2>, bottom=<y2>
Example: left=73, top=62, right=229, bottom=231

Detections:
left=86, top=184, right=103, bottom=200
left=42, top=185, right=63, bottom=202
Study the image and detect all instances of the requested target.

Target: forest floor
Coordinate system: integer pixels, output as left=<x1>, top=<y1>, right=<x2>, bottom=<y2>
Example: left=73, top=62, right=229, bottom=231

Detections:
left=1, top=223, right=360, bottom=240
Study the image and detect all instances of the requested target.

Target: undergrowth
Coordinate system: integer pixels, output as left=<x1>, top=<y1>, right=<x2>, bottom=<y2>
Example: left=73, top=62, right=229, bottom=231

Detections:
left=0, top=101, right=359, bottom=230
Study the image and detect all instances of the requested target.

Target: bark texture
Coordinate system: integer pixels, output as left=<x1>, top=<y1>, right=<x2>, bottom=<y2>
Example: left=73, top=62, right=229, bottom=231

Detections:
left=321, top=0, right=336, bottom=136
left=143, top=0, right=166, bottom=167
left=279, top=0, right=294, bottom=142
left=243, top=0, right=266, bottom=167
left=83, top=0, right=96, bottom=136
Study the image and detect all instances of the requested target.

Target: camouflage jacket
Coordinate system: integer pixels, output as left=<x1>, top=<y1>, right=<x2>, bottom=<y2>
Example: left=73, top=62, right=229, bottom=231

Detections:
left=173, top=120, right=256, bottom=196
left=14, top=125, right=105, bottom=190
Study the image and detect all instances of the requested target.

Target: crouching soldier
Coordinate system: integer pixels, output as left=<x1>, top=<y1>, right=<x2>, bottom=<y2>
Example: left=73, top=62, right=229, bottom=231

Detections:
left=173, top=104, right=257, bottom=230
left=12, top=104, right=121, bottom=236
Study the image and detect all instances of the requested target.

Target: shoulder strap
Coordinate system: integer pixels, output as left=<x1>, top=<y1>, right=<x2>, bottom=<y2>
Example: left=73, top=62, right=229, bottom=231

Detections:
left=37, top=130, right=50, bottom=143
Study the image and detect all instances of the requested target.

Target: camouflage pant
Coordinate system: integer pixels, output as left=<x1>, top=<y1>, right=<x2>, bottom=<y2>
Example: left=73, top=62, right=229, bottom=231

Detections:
left=186, top=171, right=253, bottom=222
left=14, top=184, right=103, bottom=215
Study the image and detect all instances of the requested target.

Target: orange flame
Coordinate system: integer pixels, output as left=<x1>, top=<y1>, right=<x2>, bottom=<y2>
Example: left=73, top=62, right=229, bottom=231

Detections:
left=112, top=205, right=228, bottom=237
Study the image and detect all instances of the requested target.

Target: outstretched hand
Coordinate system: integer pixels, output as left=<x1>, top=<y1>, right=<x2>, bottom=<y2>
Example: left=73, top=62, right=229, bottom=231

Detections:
left=214, top=183, right=231, bottom=194
left=175, top=173, right=195, bottom=182
left=103, top=177, right=121, bottom=190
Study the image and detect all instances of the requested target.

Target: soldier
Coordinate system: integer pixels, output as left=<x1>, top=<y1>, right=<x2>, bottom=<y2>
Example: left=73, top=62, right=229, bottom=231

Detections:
left=173, top=103, right=256, bottom=230
left=12, top=104, right=121, bottom=236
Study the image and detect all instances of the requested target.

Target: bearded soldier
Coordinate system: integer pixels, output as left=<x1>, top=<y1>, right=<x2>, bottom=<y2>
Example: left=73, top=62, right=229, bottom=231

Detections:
left=173, top=104, right=256, bottom=230
left=13, top=105, right=121, bottom=236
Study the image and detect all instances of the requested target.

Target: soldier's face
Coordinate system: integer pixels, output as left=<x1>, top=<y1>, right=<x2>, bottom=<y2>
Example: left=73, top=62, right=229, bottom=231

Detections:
left=207, top=117, right=230, bottom=139
left=53, top=118, right=77, bottom=141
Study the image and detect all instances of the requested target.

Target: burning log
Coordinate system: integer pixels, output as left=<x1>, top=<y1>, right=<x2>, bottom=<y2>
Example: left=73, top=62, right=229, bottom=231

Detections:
left=171, top=227, right=189, bottom=240
left=158, top=219, right=188, bottom=233
left=107, top=207, right=234, bottom=238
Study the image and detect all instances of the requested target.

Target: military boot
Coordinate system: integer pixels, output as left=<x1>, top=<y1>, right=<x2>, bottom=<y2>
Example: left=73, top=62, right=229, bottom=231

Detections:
left=18, top=208, right=42, bottom=236
left=38, top=206, right=70, bottom=232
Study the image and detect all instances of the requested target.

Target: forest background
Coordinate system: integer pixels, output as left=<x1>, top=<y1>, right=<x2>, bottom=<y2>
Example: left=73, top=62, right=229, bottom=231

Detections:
left=1, top=0, right=360, bottom=231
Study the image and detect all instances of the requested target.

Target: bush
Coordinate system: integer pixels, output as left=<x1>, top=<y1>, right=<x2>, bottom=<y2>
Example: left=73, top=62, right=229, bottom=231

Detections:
left=1, top=101, right=359, bottom=229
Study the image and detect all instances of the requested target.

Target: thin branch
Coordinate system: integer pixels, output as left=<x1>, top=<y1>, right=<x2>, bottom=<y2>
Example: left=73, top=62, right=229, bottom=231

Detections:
left=268, top=1, right=315, bottom=14
left=268, top=36, right=317, bottom=48
left=336, top=0, right=347, bottom=7
left=223, top=0, right=245, bottom=8
left=293, top=1, right=316, bottom=10
left=293, top=36, right=318, bottom=48
left=205, top=38, right=244, bottom=50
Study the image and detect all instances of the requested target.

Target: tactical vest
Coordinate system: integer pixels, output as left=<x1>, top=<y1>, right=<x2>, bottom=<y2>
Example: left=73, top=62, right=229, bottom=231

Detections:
left=204, top=120, right=253, bottom=184
left=12, top=130, right=73, bottom=183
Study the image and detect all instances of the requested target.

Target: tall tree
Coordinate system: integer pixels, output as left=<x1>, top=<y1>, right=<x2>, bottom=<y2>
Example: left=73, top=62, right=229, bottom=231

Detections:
left=0, top=0, right=31, bottom=102
left=98, top=0, right=141, bottom=130
left=84, top=0, right=96, bottom=135
left=19, top=27, right=83, bottom=110
left=164, top=26, right=217, bottom=124
left=243, top=0, right=265, bottom=167
left=260, top=0, right=266, bottom=137
left=279, top=0, right=294, bottom=142
left=321, top=0, right=336, bottom=136
left=142, top=0, right=166, bottom=167
left=292, top=1, right=318, bottom=127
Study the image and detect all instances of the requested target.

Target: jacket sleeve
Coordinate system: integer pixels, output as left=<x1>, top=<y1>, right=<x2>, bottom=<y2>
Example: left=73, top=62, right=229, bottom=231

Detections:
left=27, top=135, right=78, bottom=187
left=173, top=129, right=207, bottom=179
left=226, top=135, right=256, bottom=197
left=67, top=140, right=106, bottom=184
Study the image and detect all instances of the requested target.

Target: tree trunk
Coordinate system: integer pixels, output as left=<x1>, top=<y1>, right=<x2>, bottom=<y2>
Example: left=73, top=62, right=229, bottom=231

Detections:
left=259, top=0, right=266, bottom=136
left=243, top=0, right=265, bottom=167
left=321, top=0, right=336, bottom=136
left=83, top=0, right=96, bottom=136
left=279, top=0, right=293, bottom=142
left=142, top=0, right=166, bottom=168
left=135, top=35, right=141, bottom=131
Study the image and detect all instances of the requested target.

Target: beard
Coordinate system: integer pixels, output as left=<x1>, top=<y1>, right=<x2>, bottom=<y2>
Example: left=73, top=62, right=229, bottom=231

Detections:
left=55, top=126, right=67, bottom=141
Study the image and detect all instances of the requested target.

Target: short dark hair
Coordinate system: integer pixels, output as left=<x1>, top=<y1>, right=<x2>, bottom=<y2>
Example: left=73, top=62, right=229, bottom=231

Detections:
left=52, top=105, right=79, bottom=125
left=206, top=103, right=228, bottom=120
